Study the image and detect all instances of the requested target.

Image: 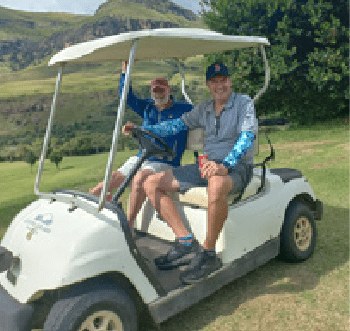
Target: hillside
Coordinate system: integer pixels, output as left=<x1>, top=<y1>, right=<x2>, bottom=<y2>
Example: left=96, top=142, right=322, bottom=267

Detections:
left=0, top=1, right=206, bottom=160
left=0, top=0, right=202, bottom=71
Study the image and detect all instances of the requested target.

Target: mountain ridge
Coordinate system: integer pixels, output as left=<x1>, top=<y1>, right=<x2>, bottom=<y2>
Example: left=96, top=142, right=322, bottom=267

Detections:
left=0, top=0, right=202, bottom=71
left=95, top=0, right=197, bottom=21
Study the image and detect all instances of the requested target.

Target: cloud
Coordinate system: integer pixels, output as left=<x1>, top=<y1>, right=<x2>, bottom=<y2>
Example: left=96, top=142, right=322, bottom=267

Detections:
left=174, top=0, right=201, bottom=14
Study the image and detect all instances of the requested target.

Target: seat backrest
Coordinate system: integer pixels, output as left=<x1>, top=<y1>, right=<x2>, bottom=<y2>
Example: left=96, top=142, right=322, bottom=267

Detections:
left=186, top=128, right=204, bottom=150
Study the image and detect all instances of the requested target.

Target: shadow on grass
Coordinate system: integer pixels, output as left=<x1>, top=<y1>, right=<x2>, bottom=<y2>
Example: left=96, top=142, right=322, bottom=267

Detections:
left=139, top=203, right=349, bottom=331
left=60, top=165, right=75, bottom=170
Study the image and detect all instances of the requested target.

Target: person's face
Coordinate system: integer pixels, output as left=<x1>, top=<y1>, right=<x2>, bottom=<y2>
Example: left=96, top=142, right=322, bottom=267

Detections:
left=151, top=87, right=171, bottom=107
left=206, top=75, right=232, bottom=103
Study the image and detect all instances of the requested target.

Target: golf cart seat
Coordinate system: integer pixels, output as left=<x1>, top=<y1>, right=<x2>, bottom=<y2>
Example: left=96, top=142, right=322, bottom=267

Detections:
left=172, top=128, right=261, bottom=208
left=173, top=177, right=261, bottom=208
left=134, top=128, right=263, bottom=249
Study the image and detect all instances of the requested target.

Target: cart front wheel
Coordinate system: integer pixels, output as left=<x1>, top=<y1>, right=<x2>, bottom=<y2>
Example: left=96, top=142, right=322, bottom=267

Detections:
left=78, top=310, right=123, bottom=331
left=279, top=201, right=316, bottom=262
left=43, top=283, right=138, bottom=331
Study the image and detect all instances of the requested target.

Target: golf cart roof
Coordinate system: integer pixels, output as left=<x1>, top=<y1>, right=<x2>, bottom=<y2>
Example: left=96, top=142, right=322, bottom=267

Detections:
left=49, top=28, right=270, bottom=66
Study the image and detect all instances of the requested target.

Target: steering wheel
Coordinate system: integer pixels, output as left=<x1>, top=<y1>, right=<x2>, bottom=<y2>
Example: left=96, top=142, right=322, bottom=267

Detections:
left=130, top=126, right=175, bottom=160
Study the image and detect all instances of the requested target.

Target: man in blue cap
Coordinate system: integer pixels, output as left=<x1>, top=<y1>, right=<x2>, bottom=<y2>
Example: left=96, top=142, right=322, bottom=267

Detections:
left=124, top=62, right=256, bottom=283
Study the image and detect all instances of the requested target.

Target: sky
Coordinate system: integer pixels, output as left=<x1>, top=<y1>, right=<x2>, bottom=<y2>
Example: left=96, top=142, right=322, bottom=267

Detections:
left=0, top=0, right=202, bottom=15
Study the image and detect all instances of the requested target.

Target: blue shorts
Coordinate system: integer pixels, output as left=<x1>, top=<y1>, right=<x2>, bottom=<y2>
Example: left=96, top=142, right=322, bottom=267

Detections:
left=172, top=163, right=253, bottom=195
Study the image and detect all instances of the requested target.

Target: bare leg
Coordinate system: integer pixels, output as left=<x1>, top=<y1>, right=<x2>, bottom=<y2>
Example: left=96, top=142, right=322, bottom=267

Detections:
left=90, top=170, right=125, bottom=197
left=203, top=175, right=233, bottom=250
left=127, top=169, right=155, bottom=228
left=144, top=171, right=190, bottom=238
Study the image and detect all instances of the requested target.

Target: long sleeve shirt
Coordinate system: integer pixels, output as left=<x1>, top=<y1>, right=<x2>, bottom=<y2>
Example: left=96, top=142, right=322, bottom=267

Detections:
left=142, top=92, right=257, bottom=171
left=119, top=74, right=192, bottom=166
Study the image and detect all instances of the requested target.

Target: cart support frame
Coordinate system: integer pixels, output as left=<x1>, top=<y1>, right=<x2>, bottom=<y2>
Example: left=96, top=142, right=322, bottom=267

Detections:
left=98, top=39, right=139, bottom=211
left=35, top=66, right=63, bottom=195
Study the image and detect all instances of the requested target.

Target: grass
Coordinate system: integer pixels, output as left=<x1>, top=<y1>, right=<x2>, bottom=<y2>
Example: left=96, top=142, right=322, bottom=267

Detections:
left=0, top=122, right=349, bottom=331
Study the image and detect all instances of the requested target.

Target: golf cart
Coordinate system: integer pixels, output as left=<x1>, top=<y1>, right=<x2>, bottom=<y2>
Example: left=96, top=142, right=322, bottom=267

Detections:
left=0, top=28, right=322, bottom=331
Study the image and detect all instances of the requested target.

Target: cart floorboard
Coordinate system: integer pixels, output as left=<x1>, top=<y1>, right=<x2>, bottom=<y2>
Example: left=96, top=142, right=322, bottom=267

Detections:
left=135, top=231, right=184, bottom=293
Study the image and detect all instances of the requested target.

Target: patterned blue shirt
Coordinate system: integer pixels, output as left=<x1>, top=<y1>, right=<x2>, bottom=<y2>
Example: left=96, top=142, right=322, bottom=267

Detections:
left=119, top=74, right=192, bottom=166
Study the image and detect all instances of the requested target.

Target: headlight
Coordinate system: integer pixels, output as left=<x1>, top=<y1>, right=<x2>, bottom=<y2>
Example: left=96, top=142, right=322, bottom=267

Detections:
left=7, top=256, right=21, bottom=286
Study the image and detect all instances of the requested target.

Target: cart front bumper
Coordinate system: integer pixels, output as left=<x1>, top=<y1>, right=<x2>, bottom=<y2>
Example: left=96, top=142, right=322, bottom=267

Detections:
left=0, top=283, right=34, bottom=331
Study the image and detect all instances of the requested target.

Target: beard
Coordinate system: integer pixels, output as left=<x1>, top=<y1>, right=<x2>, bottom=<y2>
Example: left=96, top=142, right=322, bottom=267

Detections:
left=152, top=92, right=170, bottom=107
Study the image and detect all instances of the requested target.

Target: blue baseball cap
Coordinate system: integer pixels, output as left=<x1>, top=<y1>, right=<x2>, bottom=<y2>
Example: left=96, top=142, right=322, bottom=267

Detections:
left=206, top=62, right=230, bottom=81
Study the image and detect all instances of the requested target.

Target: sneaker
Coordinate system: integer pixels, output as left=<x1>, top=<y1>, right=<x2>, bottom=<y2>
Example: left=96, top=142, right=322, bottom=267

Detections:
left=180, top=248, right=222, bottom=284
left=154, top=238, right=199, bottom=270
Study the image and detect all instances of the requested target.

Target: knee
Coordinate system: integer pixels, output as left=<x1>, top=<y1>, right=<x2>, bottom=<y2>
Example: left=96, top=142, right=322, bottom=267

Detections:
left=144, top=173, right=163, bottom=196
left=208, top=176, right=231, bottom=202
left=132, top=170, right=153, bottom=190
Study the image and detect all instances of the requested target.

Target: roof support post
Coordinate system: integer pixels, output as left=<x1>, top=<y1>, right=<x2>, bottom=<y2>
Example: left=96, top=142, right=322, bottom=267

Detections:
left=98, top=39, right=138, bottom=212
left=252, top=45, right=270, bottom=156
left=35, top=66, right=63, bottom=195
left=253, top=45, right=270, bottom=103
left=176, top=59, right=193, bottom=105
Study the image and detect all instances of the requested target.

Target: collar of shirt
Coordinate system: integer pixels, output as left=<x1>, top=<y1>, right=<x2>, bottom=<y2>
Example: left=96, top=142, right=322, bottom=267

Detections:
left=205, top=92, right=236, bottom=114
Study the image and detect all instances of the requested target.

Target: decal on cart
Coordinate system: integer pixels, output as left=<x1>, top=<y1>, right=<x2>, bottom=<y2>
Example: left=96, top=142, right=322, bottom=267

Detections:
left=25, top=213, right=53, bottom=240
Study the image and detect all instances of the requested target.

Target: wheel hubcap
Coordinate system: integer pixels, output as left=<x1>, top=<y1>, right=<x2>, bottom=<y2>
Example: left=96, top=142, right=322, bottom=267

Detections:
left=79, top=310, right=123, bottom=331
left=294, top=217, right=312, bottom=251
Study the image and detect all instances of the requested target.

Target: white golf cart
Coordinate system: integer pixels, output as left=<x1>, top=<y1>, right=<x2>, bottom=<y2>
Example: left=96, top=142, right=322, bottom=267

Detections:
left=0, top=28, right=322, bottom=331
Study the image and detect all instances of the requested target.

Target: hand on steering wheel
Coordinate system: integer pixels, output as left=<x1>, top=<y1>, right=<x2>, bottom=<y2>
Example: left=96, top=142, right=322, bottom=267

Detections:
left=122, top=121, right=136, bottom=136
left=130, top=125, right=175, bottom=160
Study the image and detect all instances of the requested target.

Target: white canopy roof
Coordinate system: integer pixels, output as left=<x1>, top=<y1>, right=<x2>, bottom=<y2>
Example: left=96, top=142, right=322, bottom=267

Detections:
left=48, top=28, right=270, bottom=66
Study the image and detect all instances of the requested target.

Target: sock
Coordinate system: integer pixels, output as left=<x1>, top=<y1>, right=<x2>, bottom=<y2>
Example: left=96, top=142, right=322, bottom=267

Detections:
left=205, top=250, right=216, bottom=257
left=179, top=233, right=193, bottom=246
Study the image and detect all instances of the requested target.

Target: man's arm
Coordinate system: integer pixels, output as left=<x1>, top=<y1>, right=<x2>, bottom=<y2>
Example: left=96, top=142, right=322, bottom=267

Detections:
left=119, top=74, right=148, bottom=118
left=200, top=130, right=255, bottom=179
left=142, top=117, right=188, bottom=136
left=141, top=103, right=202, bottom=136
left=222, top=131, right=255, bottom=170
left=223, top=97, right=256, bottom=170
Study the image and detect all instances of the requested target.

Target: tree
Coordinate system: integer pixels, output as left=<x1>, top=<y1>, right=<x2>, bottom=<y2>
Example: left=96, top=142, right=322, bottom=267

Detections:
left=91, top=133, right=111, bottom=154
left=50, top=149, right=63, bottom=170
left=15, top=144, right=28, bottom=161
left=0, top=146, right=16, bottom=162
left=25, top=150, right=38, bottom=173
left=201, top=0, right=349, bottom=124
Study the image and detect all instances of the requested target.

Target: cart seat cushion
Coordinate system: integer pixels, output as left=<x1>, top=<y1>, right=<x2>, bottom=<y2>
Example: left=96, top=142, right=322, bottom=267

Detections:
left=172, top=175, right=261, bottom=208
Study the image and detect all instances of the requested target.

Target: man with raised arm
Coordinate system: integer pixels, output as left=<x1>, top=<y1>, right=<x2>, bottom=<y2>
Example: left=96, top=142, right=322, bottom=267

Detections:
left=124, top=62, right=256, bottom=284
left=91, top=61, right=192, bottom=228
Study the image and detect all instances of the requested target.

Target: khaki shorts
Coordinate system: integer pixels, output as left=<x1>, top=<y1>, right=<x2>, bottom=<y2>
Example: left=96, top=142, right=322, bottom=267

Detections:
left=118, top=156, right=173, bottom=177
left=172, top=163, right=253, bottom=195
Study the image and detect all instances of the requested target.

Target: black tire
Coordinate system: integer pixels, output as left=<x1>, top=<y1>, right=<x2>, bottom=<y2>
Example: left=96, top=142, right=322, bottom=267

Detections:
left=43, top=282, right=138, bottom=331
left=279, top=202, right=316, bottom=262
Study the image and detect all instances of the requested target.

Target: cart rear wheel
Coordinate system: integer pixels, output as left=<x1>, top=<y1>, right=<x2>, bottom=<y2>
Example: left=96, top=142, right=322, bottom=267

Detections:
left=43, top=283, right=138, bottom=331
left=279, top=202, right=316, bottom=262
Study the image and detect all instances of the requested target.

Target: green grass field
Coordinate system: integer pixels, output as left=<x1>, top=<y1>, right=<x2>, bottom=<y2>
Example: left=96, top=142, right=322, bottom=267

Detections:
left=0, top=122, right=348, bottom=331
